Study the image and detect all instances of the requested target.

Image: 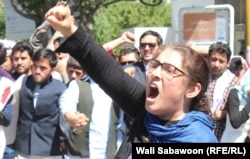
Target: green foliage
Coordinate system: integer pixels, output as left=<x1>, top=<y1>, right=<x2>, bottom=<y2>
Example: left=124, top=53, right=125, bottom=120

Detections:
left=94, top=2, right=171, bottom=46
left=0, top=0, right=5, bottom=38
left=0, top=0, right=171, bottom=44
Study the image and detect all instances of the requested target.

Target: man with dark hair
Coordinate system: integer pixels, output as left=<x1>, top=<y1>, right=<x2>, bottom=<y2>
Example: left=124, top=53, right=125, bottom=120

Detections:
left=206, top=42, right=239, bottom=141
left=115, top=32, right=163, bottom=149
left=125, top=30, right=163, bottom=86
left=61, top=56, right=113, bottom=159
left=11, top=41, right=34, bottom=80
left=119, top=46, right=140, bottom=66
left=12, top=48, right=88, bottom=158
left=139, top=30, right=163, bottom=65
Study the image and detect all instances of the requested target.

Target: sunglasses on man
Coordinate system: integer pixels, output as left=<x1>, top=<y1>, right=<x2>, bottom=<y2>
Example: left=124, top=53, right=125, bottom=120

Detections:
left=139, top=43, right=157, bottom=50
left=120, top=61, right=137, bottom=66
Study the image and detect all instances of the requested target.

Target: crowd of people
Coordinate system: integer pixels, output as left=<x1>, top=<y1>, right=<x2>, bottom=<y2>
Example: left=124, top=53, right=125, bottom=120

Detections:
left=0, top=2, right=250, bottom=159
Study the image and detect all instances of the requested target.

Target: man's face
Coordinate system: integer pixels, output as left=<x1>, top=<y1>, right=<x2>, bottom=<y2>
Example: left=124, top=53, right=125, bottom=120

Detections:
left=139, top=35, right=160, bottom=65
left=208, top=51, right=229, bottom=79
left=32, top=58, right=53, bottom=84
left=67, top=67, right=86, bottom=80
left=12, top=50, right=32, bottom=75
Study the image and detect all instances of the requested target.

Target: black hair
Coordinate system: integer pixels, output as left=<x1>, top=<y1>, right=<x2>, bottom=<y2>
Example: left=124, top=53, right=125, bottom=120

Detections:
left=208, top=42, right=231, bottom=62
left=32, top=48, right=57, bottom=68
left=119, top=46, right=141, bottom=61
left=67, top=56, right=83, bottom=70
left=139, top=30, right=163, bottom=45
left=12, top=41, right=33, bottom=58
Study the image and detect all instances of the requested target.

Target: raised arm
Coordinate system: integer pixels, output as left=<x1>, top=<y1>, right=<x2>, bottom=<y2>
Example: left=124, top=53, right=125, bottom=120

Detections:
left=102, top=31, right=135, bottom=51
left=45, top=2, right=145, bottom=119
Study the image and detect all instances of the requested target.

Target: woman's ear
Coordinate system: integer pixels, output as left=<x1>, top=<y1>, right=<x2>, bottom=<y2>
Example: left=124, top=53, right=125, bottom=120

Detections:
left=185, top=83, right=201, bottom=98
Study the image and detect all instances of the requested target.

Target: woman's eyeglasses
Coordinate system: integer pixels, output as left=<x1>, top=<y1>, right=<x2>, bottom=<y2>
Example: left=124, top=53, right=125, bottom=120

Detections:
left=120, top=61, right=136, bottom=66
left=139, top=43, right=157, bottom=50
left=148, top=59, right=190, bottom=81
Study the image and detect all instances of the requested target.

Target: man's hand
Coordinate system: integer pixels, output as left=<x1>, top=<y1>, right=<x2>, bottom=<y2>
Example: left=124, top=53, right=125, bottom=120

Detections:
left=121, top=31, right=135, bottom=44
left=65, top=111, right=89, bottom=131
left=213, top=110, right=227, bottom=121
left=124, top=67, right=136, bottom=78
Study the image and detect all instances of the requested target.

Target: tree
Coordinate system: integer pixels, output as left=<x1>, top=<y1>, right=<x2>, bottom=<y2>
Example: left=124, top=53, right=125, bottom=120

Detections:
left=10, top=0, right=165, bottom=34
left=6, top=0, right=170, bottom=45
left=94, top=2, right=171, bottom=44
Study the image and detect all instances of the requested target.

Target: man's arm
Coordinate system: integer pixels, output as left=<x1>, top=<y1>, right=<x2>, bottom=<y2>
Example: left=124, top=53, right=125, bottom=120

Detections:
left=45, top=1, right=146, bottom=119
left=59, top=81, right=89, bottom=132
left=102, top=31, right=135, bottom=55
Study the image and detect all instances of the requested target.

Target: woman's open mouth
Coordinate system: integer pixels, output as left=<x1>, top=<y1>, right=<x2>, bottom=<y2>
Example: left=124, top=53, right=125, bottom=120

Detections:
left=148, top=84, right=159, bottom=99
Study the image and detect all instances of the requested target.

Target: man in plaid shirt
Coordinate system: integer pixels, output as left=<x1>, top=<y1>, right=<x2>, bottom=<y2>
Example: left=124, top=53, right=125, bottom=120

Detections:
left=206, top=42, right=239, bottom=141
